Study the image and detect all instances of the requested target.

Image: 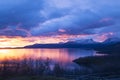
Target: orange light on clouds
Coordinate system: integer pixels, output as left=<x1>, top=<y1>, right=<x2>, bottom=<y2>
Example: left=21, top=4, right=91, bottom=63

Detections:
left=93, top=32, right=114, bottom=42
left=0, top=34, right=89, bottom=48
left=0, top=32, right=114, bottom=48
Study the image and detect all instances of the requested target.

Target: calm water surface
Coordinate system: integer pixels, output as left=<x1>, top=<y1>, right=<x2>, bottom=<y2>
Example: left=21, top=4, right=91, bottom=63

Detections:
left=0, top=48, right=97, bottom=69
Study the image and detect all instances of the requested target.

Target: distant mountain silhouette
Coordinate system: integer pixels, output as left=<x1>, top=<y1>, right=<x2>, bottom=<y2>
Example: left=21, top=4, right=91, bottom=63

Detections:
left=24, top=38, right=120, bottom=51
left=24, top=39, right=100, bottom=49
left=95, top=42, right=120, bottom=54
left=73, top=39, right=97, bottom=44
left=103, top=37, right=120, bottom=44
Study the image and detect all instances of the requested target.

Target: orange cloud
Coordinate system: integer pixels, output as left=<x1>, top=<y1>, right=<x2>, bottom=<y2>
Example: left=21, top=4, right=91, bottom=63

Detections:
left=93, top=32, right=114, bottom=42
left=0, top=32, right=114, bottom=48
left=0, top=34, right=89, bottom=48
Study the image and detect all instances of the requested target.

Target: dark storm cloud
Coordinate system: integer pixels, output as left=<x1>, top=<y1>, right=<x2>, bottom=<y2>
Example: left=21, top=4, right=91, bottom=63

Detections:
left=1, top=0, right=45, bottom=27
left=32, top=11, right=115, bottom=36
left=0, top=0, right=45, bottom=36
left=0, top=0, right=120, bottom=37
left=31, top=0, right=120, bottom=37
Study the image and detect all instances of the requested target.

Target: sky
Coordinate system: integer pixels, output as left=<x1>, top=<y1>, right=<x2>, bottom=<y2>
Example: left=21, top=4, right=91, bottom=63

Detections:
left=0, top=0, right=120, bottom=48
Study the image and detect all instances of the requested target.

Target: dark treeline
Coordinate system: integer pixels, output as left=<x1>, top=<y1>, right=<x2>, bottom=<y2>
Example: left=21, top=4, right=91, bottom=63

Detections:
left=0, top=58, right=91, bottom=79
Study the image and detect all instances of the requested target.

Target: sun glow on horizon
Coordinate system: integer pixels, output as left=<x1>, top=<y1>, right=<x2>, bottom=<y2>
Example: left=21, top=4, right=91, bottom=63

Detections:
left=0, top=34, right=88, bottom=48
left=0, top=49, right=74, bottom=62
left=0, top=32, right=113, bottom=48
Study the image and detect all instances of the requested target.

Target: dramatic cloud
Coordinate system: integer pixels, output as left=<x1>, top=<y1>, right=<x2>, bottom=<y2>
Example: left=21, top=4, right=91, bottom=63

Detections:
left=0, top=0, right=120, bottom=47
left=0, top=0, right=44, bottom=31
left=0, top=34, right=89, bottom=48
left=31, top=0, right=120, bottom=36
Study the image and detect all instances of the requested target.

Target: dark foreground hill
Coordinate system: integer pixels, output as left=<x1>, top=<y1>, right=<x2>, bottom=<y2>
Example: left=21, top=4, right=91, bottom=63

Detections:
left=73, top=42, right=120, bottom=78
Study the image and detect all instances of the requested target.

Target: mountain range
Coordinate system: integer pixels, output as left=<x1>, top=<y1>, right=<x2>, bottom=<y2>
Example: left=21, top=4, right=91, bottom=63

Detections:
left=24, top=37, right=120, bottom=49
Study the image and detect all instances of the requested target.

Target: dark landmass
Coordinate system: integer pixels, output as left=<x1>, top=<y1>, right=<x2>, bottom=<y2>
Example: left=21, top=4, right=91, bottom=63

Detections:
left=73, top=55, right=120, bottom=79
left=24, top=43, right=100, bottom=49
left=73, top=41, right=120, bottom=67
left=23, top=41, right=105, bottom=49
left=73, top=41, right=120, bottom=78
left=73, top=55, right=120, bottom=69
left=24, top=38, right=120, bottom=51
left=95, top=42, right=120, bottom=54
left=23, top=39, right=99, bottom=48
left=72, top=38, right=120, bottom=79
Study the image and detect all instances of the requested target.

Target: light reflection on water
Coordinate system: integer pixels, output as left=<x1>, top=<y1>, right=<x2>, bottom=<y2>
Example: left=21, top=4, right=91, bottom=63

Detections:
left=0, top=48, right=95, bottom=68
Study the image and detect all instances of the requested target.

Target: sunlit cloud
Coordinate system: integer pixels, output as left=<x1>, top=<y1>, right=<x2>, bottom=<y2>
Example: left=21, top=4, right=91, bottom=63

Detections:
left=93, top=32, right=114, bottom=42
left=0, top=0, right=119, bottom=47
left=0, top=32, right=114, bottom=48
left=0, top=34, right=91, bottom=48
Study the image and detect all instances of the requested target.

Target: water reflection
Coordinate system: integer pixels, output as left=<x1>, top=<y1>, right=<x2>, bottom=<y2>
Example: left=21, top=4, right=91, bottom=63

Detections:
left=0, top=48, right=95, bottom=68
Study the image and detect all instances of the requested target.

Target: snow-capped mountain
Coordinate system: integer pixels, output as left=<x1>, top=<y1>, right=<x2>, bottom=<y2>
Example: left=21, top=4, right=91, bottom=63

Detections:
left=103, top=37, right=120, bottom=44
left=74, top=39, right=97, bottom=44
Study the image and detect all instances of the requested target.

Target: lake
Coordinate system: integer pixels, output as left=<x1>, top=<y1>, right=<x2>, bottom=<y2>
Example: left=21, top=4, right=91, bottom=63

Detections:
left=0, top=48, right=98, bottom=69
